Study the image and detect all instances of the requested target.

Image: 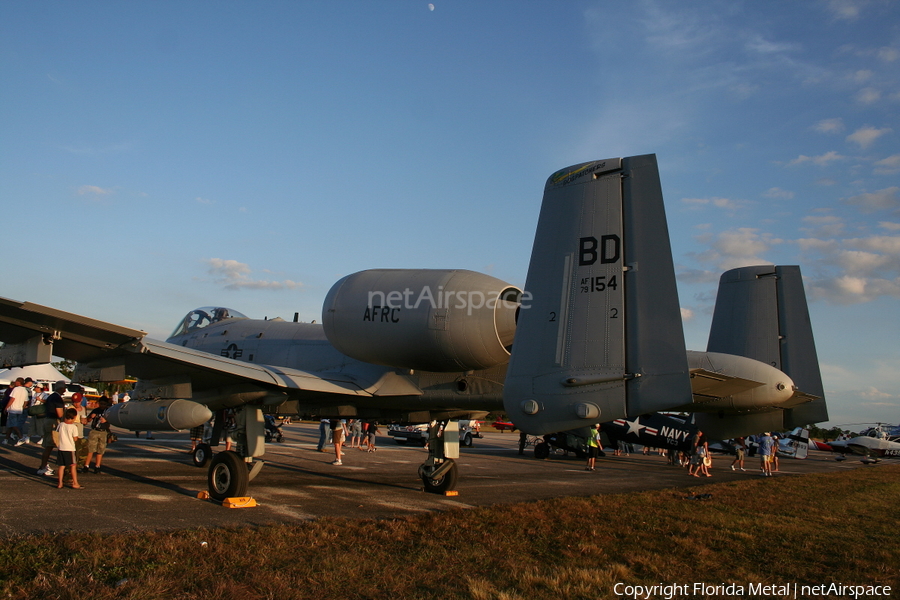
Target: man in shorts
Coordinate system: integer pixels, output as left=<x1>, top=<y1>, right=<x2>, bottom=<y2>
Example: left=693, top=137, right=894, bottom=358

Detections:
left=330, top=418, right=347, bottom=465
left=84, top=397, right=112, bottom=474
left=758, top=432, right=775, bottom=477
left=731, top=436, right=746, bottom=471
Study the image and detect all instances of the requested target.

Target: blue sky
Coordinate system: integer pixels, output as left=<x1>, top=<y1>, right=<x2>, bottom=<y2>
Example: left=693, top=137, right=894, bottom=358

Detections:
left=1, top=1, right=897, bottom=429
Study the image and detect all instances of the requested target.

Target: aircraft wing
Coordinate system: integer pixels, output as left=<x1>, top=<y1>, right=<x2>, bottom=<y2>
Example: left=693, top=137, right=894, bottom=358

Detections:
left=0, top=296, right=420, bottom=399
left=0, top=297, right=146, bottom=365
left=688, top=368, right=764, bottom=398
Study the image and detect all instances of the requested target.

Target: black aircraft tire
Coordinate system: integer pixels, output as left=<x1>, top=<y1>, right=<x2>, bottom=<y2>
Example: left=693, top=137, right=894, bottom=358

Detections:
left=534, top=442, right=550, bottom=460
left=192, top=443, right=212, bottom=468
left=208, top=451, right=249, bottom=501
left=421, top=460, right=458, bottom=494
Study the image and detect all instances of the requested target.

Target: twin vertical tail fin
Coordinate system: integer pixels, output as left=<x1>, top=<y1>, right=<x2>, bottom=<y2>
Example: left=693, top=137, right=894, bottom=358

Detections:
left=706, top=265, right=828, bottom=429
left=503, top=155, right=692, bottom=435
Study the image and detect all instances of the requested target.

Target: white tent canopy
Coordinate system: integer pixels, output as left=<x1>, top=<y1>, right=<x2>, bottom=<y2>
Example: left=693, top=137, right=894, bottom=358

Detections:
left=0, top=364, right=70, bottom=387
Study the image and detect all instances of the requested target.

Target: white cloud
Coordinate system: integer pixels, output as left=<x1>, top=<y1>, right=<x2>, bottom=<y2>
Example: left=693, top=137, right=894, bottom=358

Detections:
left=805, top=275, right=900, bottom=304
left=77, top=185, right=114, bottom=196
left=846, top=235, right=900, bottom=255
left=873, top=154, right=900, bottom=174
left=796, top=237, right=839, bottom=253
left=801, top=215, right=845, bottom=237
left=205, top=258, right=302, bottom=291
left=788, top=151, right=845, bottom=166
left=842, top=187, right=900, bottom=213
left=813, top=118, right=844, bottom=134
left=861, top=386, right=894, bottom=400
left=715, top=228, right=772, bottom=256
left=196, top=197, right=214, bottom=205
left=877, top=47, right=899, bottom=62
left=846, top=125, right=891, bottom=148
left=836, top=249, right=891, bottom=273
left=878, top=221, right=900, bottom=231
left=745, top=35, right=797, bottom=55
left=691, top=228, right=779, bottom=271
left=763, top=187, right=794, bottom=199
left=680, top=307, right=694, bottom=322
left=795, top=229, right=900, bottom=304
left=681, top=196, right=749, bottom=210
left=728, top=83, right=759, bottom=99
left=823, top=0, right=868, bottom=20
left=855, top=87, right=881, bottom=104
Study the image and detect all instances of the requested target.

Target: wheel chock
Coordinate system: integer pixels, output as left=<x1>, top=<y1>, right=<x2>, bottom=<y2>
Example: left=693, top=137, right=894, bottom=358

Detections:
left=444, top=490, right=459, bottom=496
left=222, top=496, right=257, bottom=509
left=197, top=491, right=210, bottom=500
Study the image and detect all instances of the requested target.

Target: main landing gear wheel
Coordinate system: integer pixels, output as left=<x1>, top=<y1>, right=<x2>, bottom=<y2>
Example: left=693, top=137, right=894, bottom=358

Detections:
left=208, top=451, right=249, bottom=501
left=534, top=442, right=550, bottom=459
left=419, top=459, right=458, bottom=494
left=192, top=443, right=212, bottom=468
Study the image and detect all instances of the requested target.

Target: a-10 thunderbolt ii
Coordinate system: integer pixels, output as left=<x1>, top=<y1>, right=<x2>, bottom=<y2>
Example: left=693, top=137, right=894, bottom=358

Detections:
left=0, top=154, right=828, bottom=501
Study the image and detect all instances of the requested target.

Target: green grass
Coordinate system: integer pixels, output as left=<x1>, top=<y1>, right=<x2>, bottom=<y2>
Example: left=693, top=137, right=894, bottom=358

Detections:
left=1, top=465, right=897, bottom=599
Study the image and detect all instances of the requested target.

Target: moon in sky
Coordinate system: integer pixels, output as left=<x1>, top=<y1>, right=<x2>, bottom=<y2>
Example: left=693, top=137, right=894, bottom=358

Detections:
left=428, top=3, right=435, bottom=11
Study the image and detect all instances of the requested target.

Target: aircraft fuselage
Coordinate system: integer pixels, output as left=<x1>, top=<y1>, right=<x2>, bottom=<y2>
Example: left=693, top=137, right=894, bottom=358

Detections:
left=166, top=317, right=506, bottom=421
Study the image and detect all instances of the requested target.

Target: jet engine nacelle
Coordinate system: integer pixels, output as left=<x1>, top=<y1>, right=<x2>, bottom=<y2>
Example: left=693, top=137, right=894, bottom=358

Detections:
left=105, top=399, right=213, bottom=431
left=323, top=269, right=521, bottom=372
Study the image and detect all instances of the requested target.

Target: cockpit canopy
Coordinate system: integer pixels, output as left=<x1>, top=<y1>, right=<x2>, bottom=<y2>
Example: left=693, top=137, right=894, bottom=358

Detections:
left=169, top=307, right=248, bottom=339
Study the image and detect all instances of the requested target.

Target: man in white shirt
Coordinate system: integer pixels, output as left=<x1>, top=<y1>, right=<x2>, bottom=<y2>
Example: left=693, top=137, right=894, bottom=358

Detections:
left=22, top=382, right=47, bottom=445
left=3, top=378, right=29, bottom=445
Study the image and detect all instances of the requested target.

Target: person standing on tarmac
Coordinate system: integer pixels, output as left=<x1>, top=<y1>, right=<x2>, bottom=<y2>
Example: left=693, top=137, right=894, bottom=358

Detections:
left=330, top=418, right=348, bottom=465
left=84, top=397, right=112, bottom=474
left=586, top=423, right=602, bottom=471
left=316, top=418, right=329, bottom=452
left=2, top=378, right=28, bottom=445
left=36, top=381, right=67, bottom=476
left=758, top=432, right=775, bottom=477
left=731, top=437, right=747, bottom=472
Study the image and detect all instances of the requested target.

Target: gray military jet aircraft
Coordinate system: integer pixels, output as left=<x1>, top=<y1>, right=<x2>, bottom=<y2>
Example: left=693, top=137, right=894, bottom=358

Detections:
left=0, top=154, right=828, bottom=500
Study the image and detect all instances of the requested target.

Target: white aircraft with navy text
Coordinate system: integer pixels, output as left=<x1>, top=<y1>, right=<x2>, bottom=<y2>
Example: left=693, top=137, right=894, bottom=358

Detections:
left=0, top=154, right=829, bottom=500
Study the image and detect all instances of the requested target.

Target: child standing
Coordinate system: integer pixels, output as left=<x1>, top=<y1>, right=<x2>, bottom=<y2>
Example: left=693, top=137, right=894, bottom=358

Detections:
left=56, top=408, right=82, bottom=489
left=365, top=421, right=379, bottom=453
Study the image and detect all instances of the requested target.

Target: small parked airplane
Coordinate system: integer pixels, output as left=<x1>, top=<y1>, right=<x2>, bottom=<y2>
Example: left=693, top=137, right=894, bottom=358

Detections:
left=816, top=424, right=900, bottom=462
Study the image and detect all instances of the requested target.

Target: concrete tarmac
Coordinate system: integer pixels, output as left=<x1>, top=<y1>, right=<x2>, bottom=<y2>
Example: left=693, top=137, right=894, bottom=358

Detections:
left=0, top=423, right=867, bottom=536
